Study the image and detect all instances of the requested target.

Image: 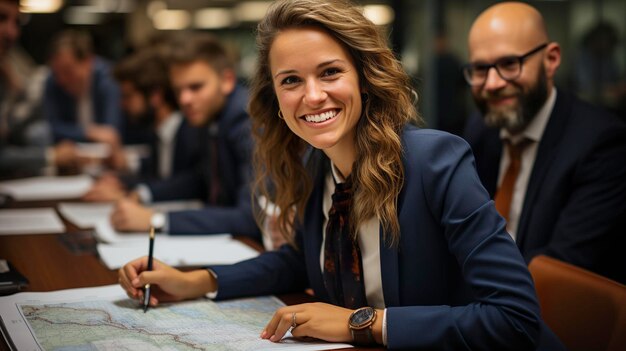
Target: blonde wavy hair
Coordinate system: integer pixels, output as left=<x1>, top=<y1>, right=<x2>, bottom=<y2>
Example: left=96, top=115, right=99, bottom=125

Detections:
left=250, top=0, right=421, bottom=246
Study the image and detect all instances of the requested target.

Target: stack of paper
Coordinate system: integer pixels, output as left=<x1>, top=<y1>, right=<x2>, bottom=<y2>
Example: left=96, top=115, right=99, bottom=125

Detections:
left=97, top=235, right=259, bottom=269
left=92, top=220, right=258, bottom=269
left=56, top=201, right=259, bottom=269
left=58, top=200, right=203, bottom=229
left=0, top=175, right=93, bottom=201
left=57, top=202, right=113, bottom=229
left=0, top=208, right=65, bottom=235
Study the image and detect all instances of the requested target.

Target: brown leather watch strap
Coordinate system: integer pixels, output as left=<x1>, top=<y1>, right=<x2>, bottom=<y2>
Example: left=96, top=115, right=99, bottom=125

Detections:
left=349, top=307, right=377, bottom=345
left=351, top=326, right=375, bottom=345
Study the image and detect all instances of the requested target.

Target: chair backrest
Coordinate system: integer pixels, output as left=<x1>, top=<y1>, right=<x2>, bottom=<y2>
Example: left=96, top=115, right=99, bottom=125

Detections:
left=529, top=255, right=626, bottom=351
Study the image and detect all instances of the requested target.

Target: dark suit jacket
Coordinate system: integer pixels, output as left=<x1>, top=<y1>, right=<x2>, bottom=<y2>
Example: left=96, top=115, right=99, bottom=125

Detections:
left=211, top=127, right=563, bottom=350
left=463, top=90, right=626, bottom=284
left=121, top=116, right=202, bottom=189
left=146, top=85, right=259, bottom=239
left=141, top=116, right=201, bottom=179
left=44, top=57, right=122, bottom=142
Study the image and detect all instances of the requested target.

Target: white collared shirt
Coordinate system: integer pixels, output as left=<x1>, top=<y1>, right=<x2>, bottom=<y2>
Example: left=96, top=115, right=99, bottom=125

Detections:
left=155, top=111, right=183, bottom=179
left=498, top=88, right=557, bottom=240
left=77, top=94, right=94, bottom=130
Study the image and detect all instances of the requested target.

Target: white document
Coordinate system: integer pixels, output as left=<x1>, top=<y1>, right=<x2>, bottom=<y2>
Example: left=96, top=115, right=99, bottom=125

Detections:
left=57, top=202, right=113, bottom=229
left=97, top=234, right=259, bottom=269
left=0, top=208, right=65, bottom=235
left=0, top=175, right=93, bottom=201
left=58, top=200, right=204, bottom=229
left=93, top=219, right=132, bottom=243
left=0, top=284, right=353, bottom=351
left=92, top=218, right=260, bottom=269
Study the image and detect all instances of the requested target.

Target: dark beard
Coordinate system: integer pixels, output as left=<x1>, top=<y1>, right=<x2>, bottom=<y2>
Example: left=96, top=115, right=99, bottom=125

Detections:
left=475, top=69, right=549, bottom=134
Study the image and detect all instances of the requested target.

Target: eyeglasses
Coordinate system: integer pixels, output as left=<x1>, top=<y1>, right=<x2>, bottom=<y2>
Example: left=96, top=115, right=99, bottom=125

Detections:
left=463, top=43, right=548, bottom=86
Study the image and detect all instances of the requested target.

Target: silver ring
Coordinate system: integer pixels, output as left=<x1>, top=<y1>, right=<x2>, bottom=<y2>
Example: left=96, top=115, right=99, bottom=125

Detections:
left=291, top=312, right=297, bottom=328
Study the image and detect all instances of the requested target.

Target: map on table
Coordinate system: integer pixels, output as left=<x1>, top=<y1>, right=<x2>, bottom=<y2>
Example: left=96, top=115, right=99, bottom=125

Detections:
left=0, top=285, right=352, bottom=351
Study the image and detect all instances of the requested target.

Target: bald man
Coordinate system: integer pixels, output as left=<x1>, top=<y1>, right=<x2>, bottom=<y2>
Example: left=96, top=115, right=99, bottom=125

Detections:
left=462, top=2, right=626, bottom=284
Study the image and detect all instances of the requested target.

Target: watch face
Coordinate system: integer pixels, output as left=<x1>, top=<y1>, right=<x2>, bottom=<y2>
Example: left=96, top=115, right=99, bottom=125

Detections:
left=351, top=307, right=374, bottom=328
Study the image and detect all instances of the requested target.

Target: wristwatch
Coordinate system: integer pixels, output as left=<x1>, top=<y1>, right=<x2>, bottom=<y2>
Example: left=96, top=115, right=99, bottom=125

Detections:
left=348, top=306, right=377, bottom=345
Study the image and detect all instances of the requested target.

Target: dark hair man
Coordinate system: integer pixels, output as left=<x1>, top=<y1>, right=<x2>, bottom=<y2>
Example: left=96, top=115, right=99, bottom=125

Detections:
left=110, top=34, right=259, bottom=240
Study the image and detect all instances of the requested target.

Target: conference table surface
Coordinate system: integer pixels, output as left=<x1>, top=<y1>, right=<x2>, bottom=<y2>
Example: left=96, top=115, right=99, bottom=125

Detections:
left=0, top=198, right=382, bottom=351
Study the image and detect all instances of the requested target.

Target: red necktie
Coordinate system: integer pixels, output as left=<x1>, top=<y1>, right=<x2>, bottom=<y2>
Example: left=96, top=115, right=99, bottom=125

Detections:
left=495, top=139, right=531, bottom=222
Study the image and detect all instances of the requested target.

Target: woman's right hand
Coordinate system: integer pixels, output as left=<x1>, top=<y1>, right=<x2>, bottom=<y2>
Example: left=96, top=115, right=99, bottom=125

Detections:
left=118, top=256, right=217, bottom=307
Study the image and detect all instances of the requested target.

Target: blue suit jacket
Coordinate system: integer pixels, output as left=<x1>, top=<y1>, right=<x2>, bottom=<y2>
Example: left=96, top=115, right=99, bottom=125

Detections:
left=121, top=117, right=202, bottom=189
left=146, top=86, right=259, bottom=239
left=211, top=127, right=563, bottom=350
left=141, top=117, right=201, bottom=179
left=44, top=57, right=122, bottom=142
left=464, top=90, right=626, bottom=284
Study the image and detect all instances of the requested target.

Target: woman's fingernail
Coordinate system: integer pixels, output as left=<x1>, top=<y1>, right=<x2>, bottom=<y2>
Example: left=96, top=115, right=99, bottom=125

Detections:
left=260, top=330, right=266, bottom=338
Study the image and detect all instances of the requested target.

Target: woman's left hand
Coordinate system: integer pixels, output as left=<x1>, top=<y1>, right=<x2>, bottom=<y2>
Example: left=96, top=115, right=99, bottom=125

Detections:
left=261, top=302, right=353, bottom=343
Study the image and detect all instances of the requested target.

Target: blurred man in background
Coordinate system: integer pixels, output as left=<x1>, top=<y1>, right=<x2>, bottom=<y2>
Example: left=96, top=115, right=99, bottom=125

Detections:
left=83, top=47, right=201, bottom=201
left=45, top=29, right=122, bottom=146
left=110, top=33, right=259, bottom=240
left=1, top=0, right=77, bottom=178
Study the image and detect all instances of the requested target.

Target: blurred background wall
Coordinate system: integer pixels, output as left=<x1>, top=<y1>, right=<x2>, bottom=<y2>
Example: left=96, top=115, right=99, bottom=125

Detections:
left=17, top=0, right=626, bottom=132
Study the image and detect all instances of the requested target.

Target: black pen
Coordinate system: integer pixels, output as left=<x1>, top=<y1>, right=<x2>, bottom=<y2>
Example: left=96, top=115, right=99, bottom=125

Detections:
left=143, top=226, right=155, bottom=313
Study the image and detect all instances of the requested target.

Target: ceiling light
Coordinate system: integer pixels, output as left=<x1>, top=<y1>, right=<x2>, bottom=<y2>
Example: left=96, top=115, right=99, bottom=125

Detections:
left=153, top=9, right=191, bottom=30
left=363, top=4, right=395, bottom=26
left=20, top=0, right=63, bottom=13
left=235, top=1, right=272, bottom=22
left=194, top=8, right=234, bottom=29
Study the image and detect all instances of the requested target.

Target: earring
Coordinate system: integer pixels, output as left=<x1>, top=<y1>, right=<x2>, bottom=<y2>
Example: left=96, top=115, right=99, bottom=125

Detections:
left=277, top=110, right=284, bottom=120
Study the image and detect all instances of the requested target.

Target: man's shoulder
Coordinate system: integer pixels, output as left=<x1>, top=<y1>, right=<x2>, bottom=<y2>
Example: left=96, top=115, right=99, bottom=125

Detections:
left=461, top=111, right=495, bottom=143
left=91, top=56, right=112, bottom=74
left=553, top=90, right=626, bottom=138
left=91, top=57, right=120, bottom=95
left=221, top=85, right=250, bottom=125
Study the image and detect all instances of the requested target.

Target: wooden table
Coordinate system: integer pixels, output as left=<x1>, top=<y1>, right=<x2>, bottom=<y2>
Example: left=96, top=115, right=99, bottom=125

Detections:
left=0, top=199, right=381, bottom=351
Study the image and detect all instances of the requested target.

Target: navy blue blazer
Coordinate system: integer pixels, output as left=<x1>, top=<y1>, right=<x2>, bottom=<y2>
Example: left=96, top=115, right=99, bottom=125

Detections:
left=146, top=85, right=259, bottom=239
left=121, top=116, right=202, bottom=189
left=44, top=57, right=122, bottom=142
left=141, top=116, right=202, bottom=179
left=211, top=127, right=562, bottom=350
left=464, top=90, right=626, bottom=284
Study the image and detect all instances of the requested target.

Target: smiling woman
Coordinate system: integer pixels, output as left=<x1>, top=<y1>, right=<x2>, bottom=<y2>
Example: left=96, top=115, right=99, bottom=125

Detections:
left=118, top=1, right=564, bottom=350
left=250, top=1, right=419, bottom=244
left=270, top=26, right=363, bottom=174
